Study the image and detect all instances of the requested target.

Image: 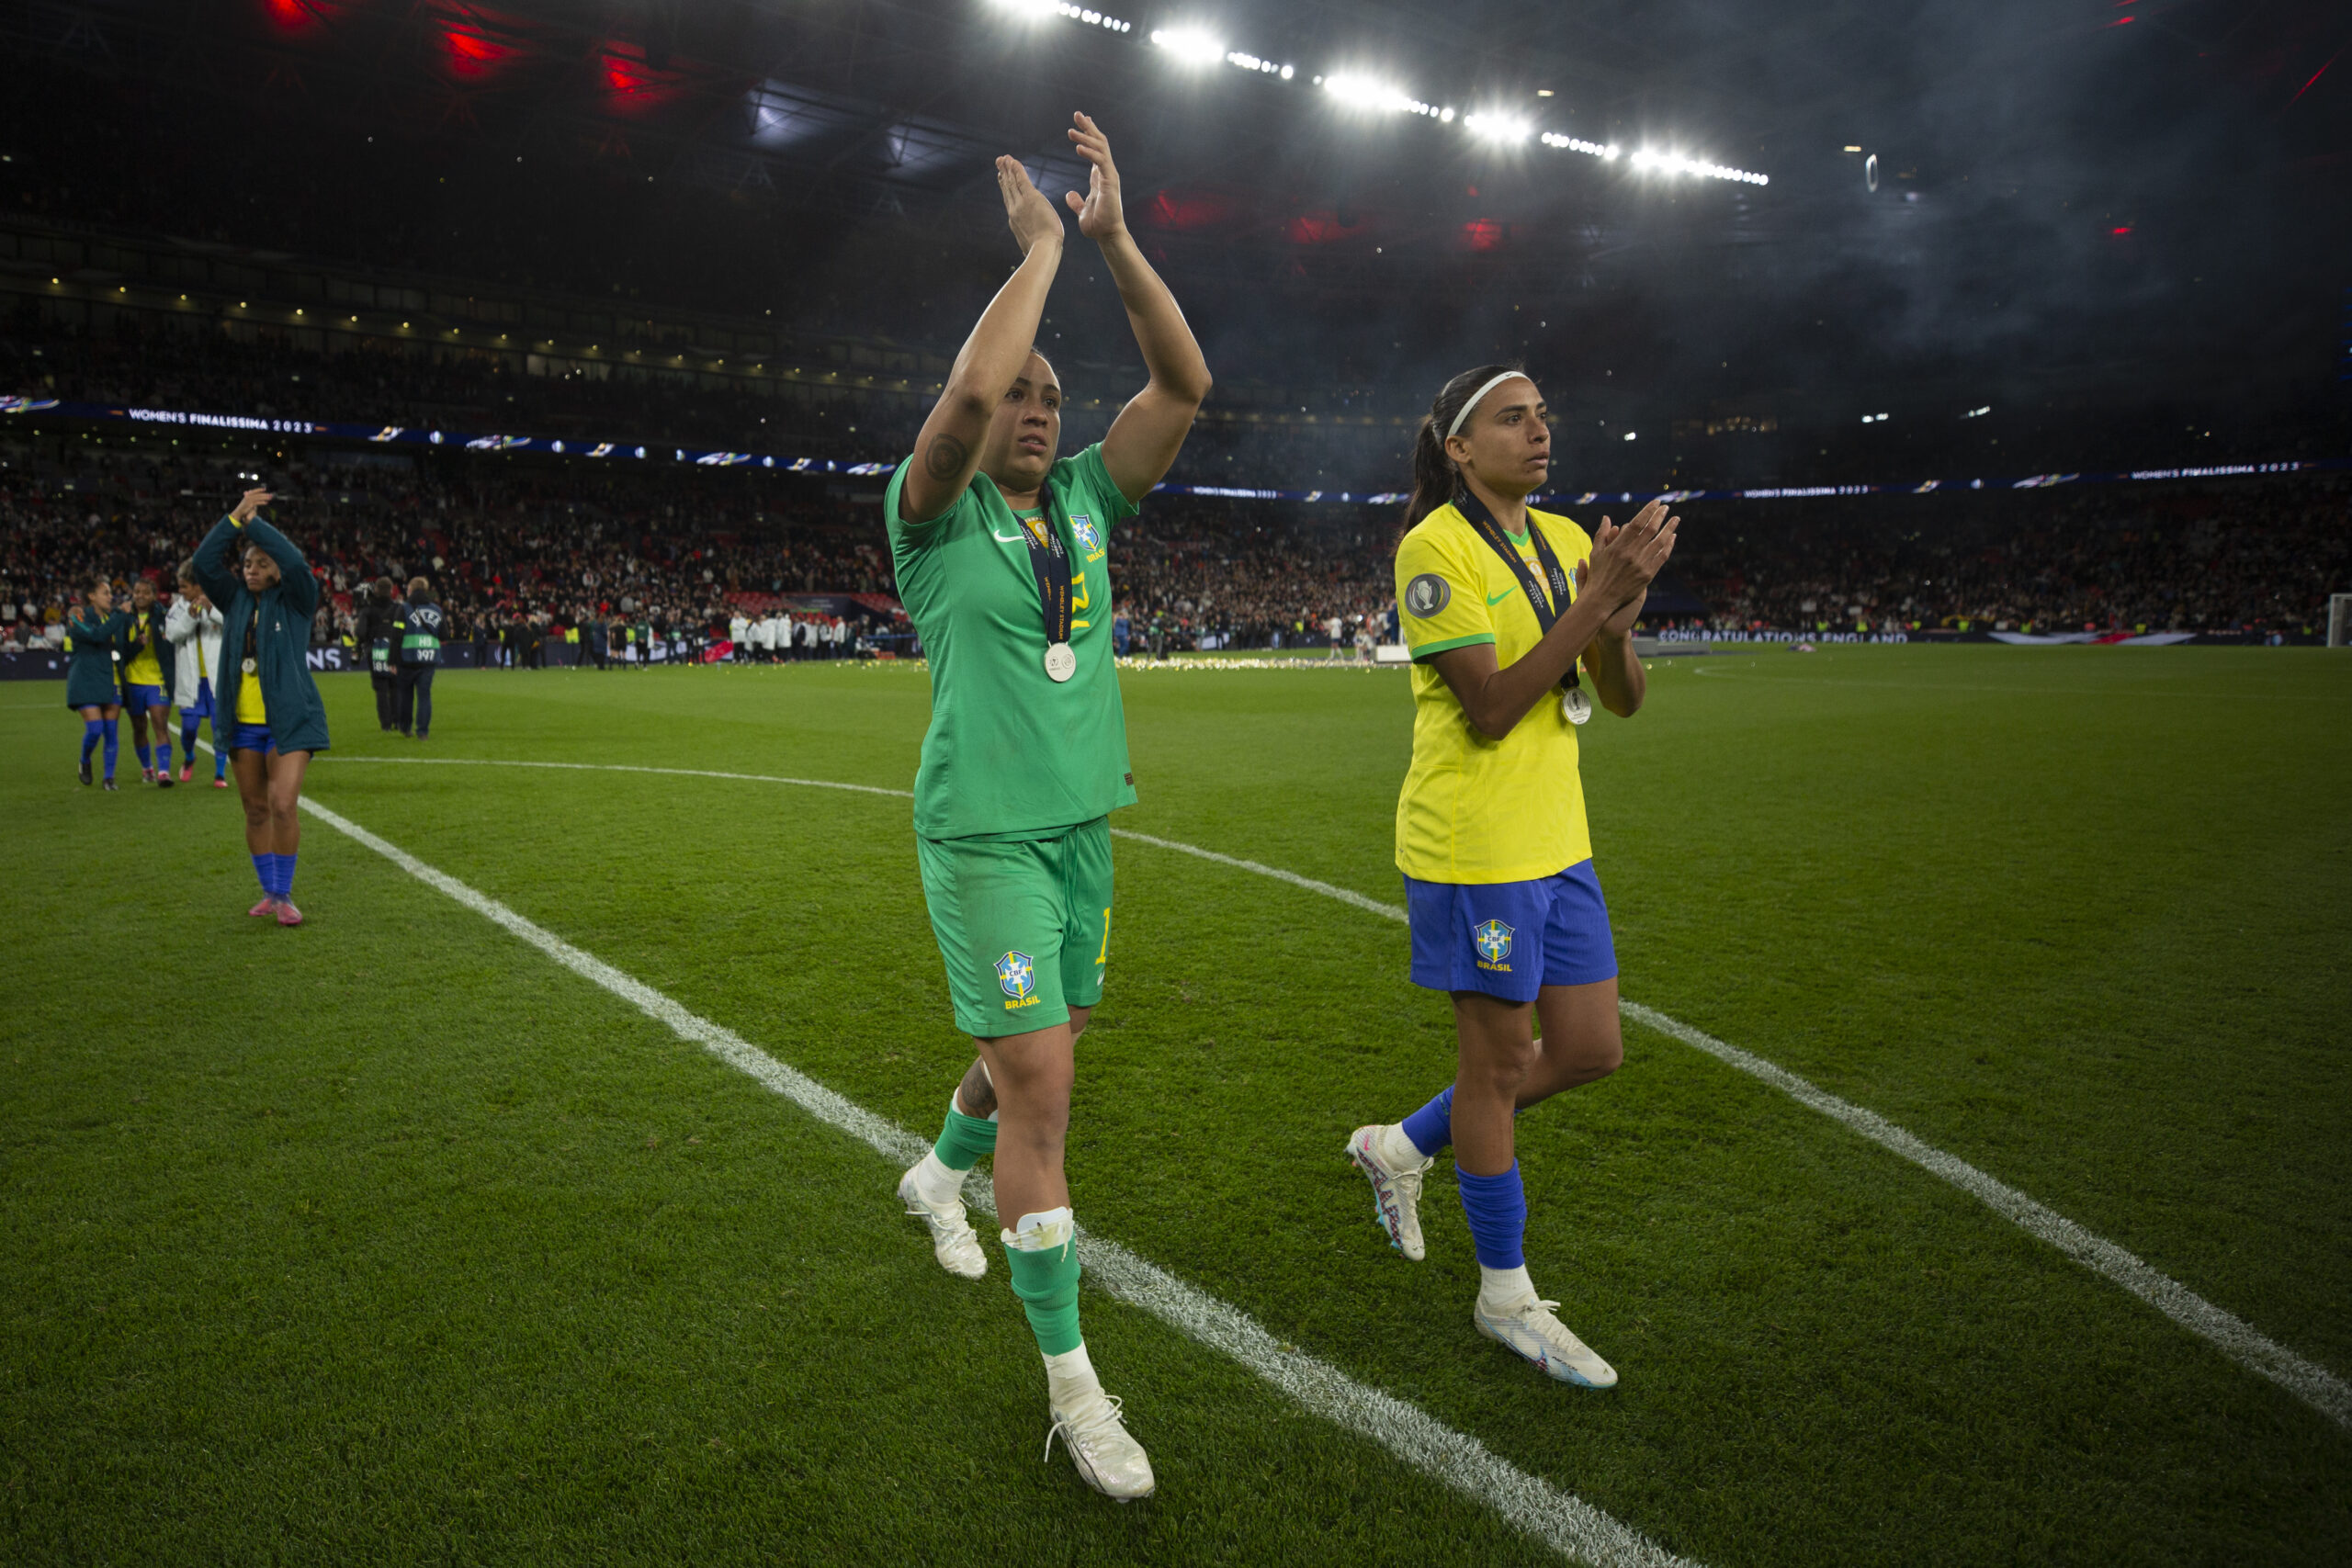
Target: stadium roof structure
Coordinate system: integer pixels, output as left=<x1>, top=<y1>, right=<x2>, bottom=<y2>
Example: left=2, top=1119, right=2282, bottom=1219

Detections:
left=3, top=0, right=2347, bottom=413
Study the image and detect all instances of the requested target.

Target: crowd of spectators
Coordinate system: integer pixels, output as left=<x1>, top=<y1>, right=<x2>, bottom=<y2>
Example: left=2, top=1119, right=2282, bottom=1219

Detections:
left=0, top=441, right=889, bottom=659
left=1, top=432, right=2343, bottom=660
left=1666, top=478, right=2352, bottom=637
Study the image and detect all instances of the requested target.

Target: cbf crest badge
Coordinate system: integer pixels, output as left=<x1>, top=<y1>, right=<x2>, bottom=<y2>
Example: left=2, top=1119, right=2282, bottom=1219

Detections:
left=996, top=950, right=1038, bottom=1002
left=1069, top=513, right=1102, bottom=556
left=1474, top=919, right=1515, bottom=967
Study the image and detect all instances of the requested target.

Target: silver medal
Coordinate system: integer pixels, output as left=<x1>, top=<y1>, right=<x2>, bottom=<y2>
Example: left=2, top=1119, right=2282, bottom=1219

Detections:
left=1044, top=641, right=1077, bottom=682
left=1561, top=688, right=1591, bottom=725
left=242, top=657, right=258, bottom=675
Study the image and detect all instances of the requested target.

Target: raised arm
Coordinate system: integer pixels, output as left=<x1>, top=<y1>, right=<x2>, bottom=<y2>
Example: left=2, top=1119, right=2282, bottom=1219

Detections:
left=898, top=158, right=1066, bottom=525
left=242, top=515, right=319, bottom=617
left=1064, top=113, right=1212, bottom=505
left=191, top=515, right=243, bottom=609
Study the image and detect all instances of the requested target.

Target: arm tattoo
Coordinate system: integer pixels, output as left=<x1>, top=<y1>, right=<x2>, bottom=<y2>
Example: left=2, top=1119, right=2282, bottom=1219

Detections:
left=923, top=433, right=971, bottom=483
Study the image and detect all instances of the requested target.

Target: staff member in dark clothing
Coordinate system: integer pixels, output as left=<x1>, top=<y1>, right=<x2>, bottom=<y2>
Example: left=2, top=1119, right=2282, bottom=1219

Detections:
left=355, top=577, right=401, bottom=732
left=585, top=614, right=609, bottom=671
left=190, top=487, right=331, bottom=926
left=395, top=575, right=447, bottom=739
left=64, top=575, right=130, bottom=789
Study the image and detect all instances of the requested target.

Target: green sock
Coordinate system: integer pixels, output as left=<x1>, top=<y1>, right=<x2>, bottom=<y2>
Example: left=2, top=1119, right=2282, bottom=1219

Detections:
left=933, top=1101, right=998, bottom=1171
left=1004, top=1231, right=1083, bottom=1357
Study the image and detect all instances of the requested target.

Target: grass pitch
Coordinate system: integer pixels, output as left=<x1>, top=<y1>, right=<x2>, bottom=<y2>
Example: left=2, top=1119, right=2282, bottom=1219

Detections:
left=3, top=646, right=2347, bottom=1565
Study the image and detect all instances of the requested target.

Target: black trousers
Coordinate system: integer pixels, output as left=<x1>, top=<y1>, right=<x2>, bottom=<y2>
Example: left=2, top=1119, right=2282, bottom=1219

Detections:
left=370, top=672, right=396, bottom=729
left=393, top=664, right=435, bottom=736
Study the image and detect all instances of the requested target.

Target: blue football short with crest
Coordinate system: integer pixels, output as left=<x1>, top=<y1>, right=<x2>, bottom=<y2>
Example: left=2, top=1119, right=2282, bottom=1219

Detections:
left=1404, top=860, right=1617, bottom=1002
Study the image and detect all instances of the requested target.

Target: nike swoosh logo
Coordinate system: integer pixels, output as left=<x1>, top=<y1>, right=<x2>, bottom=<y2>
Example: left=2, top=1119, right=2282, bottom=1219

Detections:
left=991, top=529, right=1025, bottom=543
left=1487, top=588, right=1517, bottom=605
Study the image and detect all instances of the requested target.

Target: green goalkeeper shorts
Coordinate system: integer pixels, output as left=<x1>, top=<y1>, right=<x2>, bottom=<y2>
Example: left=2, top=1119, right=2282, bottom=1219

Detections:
left=916, top=817, right=1114, bottom=1040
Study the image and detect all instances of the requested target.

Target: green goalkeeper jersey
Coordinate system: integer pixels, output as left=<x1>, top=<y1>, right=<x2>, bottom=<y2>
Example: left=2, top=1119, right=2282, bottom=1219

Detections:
left=884, top=442, right=1139, bottom=840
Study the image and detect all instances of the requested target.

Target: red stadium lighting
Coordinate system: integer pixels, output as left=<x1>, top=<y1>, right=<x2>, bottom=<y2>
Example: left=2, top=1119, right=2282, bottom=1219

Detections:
left=1458, top=219, right=1504, bottom=252
left=1287, top=211, right=1366, bottom=244
left=601, top=46, right=688, bottom=112
left=442, top=28, right=513, bottom=79
left=1146, top=188, right=1231, bottom=230
left=261, top=0, right=330, bottom=30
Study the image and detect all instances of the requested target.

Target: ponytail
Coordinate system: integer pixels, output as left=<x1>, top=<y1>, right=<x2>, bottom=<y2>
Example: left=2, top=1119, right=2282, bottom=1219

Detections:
left=1402, top=362, right=1521, bottom=526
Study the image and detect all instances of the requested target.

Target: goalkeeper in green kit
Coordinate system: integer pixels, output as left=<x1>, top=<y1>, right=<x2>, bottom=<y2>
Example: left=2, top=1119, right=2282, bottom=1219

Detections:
left=885, top=113, right=1210, bottom=1500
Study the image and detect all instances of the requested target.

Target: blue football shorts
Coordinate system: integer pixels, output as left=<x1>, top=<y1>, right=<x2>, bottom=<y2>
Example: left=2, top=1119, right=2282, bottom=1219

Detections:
left=1404, top=859, right=1618, bottom=1002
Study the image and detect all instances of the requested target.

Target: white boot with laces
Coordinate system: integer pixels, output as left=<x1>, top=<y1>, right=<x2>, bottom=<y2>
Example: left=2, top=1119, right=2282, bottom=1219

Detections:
left=1472, top=1266, right=1618, bottom=1388
left=1042, top=1344, right=1155, bottom=1501
left=897, top=1156, right=988, bottom=1279
left=1346, top=1122, right=1431, bottom=1260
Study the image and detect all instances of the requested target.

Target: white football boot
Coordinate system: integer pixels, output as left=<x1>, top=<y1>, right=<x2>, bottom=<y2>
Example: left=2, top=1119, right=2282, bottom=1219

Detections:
left=1346, top=1123, right=1430, bottom=1261
left=1045, top=1390, right=1156, bottom=1502
left=1474, top=1293, right=1619, bottom=1388
left=896, top=1162, right=987, bottom=1280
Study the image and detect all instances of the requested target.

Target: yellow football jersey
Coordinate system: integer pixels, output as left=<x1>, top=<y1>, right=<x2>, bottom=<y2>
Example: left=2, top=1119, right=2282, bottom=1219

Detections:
left=1393, top=501, right=1595, bottom=884
left=123, top=613, right=163, bottom=685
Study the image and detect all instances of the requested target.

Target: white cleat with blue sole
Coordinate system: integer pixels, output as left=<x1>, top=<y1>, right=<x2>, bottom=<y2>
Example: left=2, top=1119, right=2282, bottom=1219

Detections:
left=1475, top=1294, right=1620, bottom=1388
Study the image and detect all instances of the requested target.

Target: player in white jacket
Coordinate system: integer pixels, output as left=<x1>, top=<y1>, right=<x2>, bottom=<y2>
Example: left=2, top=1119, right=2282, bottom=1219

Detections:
left=165, top=564, right=229, bottom=787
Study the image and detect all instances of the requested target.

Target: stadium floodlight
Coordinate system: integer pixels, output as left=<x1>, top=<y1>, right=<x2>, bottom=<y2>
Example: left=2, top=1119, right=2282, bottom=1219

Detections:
left=987, top=0, right=1133, bottom=30
left=1464, top=112, right=1532, bottom=145
left=1223, top=50, right=1293, bottom=76
left=1151, top=28, right=1225, bottom=66
left=1321, top=72, right=1443, bottom=118
left=1627, top=146, right=1770, bottom=185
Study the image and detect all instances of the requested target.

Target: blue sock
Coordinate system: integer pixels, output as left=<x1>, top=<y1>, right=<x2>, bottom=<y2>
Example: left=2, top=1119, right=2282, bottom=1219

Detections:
left=1401, top=1085, right=1454, bottom=1157
left=136, top=740, right=152, bottom=771
left=252, top=853, right=273, bottom=895
left=277, top=853, right=298, bottom=900
left=211, top=724, right=227, bottom=778
left=101, top=720, right=119, bottom=780
left=81, top=718, right=102, bottom=762
left=181, top=718, right=198, bottom=759
left=1455, top=1163, right=1528, bottom=1269
left=156, top=734, right=173, bottom=771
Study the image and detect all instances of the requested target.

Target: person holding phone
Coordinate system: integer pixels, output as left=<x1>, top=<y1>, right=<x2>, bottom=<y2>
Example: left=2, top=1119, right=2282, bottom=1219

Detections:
left=166, top=564, right=230, bottom=787
left=1342, top=365, right=1678, bottom=1391
left=64, top=575, right=130, bottom=790
left=190, top=488, right=332, bottom=926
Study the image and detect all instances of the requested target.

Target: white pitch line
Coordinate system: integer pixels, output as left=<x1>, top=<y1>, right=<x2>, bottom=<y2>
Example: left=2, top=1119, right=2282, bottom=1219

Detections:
left=289, top=785, right=1690, bottom=1568
left=306, top=752, right=2352, bottom=1431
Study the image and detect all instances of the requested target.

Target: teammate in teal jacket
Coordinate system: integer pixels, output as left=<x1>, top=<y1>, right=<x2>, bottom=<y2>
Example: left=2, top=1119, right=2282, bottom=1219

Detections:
left=63, top=575, right=130, bottom=789
left=190, top=489, right=330, bottom=924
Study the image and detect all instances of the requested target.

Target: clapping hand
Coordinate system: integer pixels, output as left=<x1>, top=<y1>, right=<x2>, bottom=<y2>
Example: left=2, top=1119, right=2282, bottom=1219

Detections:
left=1063, top=112, right=1125, bottom=242
left=996, top=156, right=1065, bottom=256
left=1574, top=499, right=1679, bottom=637
left=231, top=488, right=274, bottom=524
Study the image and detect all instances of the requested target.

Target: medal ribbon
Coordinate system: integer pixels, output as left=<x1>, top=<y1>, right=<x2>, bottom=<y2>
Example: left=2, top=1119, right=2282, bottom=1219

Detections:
left=1009, top=490, right=1075, bottom=650
left=1452, top=487, right=1582, bottom=694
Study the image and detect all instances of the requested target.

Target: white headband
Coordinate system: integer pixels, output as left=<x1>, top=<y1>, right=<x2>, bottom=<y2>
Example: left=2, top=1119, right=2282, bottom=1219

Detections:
left=1444, top=371, right=1531, bottom=442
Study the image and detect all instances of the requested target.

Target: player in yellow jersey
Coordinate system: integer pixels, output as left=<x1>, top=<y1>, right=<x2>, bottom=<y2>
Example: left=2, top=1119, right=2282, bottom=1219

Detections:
left=1343, top=364, right=1677, bottom=1389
